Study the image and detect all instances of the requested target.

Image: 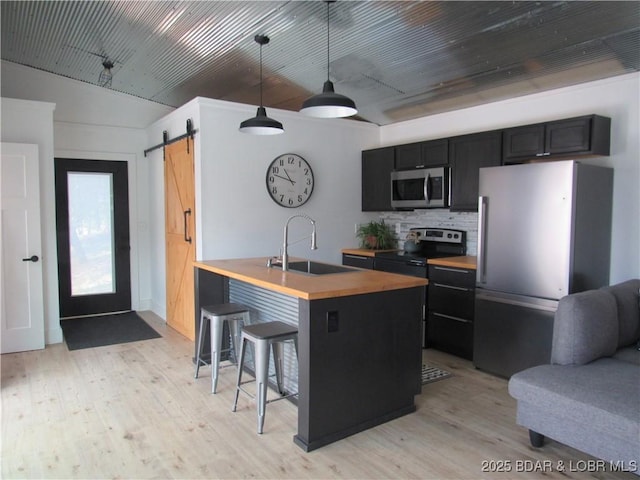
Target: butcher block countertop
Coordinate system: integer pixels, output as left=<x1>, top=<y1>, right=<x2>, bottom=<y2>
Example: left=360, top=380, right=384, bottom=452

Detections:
left=194, top=257, right=427, bottom=301
left=427, top=255, right=477, bottom=270
left=341, top=248, right=401, bottom=257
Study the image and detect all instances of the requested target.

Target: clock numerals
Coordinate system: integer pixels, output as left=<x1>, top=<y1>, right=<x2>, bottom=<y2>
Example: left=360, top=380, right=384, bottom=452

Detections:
left=266, top=154, right=314, bottom=208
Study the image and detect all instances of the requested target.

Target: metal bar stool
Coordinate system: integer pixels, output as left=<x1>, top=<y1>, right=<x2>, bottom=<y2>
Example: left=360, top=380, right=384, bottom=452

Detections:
left=231, top=321, right=298, bottom=434
left=194, top=303, right=250, bottom=394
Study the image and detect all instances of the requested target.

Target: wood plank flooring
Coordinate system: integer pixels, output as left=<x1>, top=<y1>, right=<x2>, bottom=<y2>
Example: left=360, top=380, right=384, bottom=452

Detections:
left=2, top=311, right=635, bottom=479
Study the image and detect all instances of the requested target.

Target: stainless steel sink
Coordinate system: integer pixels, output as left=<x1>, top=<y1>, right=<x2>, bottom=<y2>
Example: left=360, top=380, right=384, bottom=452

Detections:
left=271, top=260, right=358, bottom=275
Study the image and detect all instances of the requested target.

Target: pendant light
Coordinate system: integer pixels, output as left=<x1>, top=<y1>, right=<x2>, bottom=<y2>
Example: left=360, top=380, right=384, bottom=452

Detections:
left=239, top=35, right=284, bottom=135
left=300, top=0, right=357, bottom=118
left=98, top=59, right=113, bottom=88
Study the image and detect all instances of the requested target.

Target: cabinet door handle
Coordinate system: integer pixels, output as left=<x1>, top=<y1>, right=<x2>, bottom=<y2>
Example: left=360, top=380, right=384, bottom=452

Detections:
left=183, top=208, right=192, bottom=244
left=433, top=282, right=470, bottom=292
left=433, top=312, right=472, bottom=324
left=434, top=266, right=471, bottom=274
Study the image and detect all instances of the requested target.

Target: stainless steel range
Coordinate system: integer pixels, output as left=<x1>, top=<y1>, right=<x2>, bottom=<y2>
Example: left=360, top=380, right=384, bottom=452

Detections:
left=374, top=228, right=466, bottom=347
left=374, top=228, right=466, bottom=274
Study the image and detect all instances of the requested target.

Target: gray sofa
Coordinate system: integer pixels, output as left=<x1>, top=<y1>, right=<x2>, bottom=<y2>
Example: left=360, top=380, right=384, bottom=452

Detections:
left=508, top=279, right=640, bottom=472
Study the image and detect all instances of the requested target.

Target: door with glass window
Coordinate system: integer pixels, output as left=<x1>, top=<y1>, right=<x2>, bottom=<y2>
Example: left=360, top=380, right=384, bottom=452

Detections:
left=54, top=159, right=131, bottom=318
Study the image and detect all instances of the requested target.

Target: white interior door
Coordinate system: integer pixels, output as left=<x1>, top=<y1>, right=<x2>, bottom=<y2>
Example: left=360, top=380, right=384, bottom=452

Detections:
left=1, top=143, right=45, bottom=353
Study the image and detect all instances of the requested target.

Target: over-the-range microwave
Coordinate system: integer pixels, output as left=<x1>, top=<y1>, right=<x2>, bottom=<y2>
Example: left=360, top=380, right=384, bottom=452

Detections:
left=391, top=167, right=449, bottom=209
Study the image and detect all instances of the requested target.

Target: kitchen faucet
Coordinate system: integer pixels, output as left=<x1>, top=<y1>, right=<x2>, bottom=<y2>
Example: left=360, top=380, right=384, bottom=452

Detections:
left=281, top=214, right=317, bottom=271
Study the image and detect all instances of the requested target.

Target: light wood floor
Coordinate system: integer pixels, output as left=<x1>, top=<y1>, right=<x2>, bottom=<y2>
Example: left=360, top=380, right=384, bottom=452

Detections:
left=1, top=311, right=635, bottom=479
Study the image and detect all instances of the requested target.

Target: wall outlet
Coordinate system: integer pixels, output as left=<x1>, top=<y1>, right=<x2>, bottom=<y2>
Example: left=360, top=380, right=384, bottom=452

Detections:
left=354, top=223, right=360, bottom=234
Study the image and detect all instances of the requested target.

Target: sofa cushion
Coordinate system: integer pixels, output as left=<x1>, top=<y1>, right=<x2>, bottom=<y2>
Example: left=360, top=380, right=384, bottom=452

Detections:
left=613, top=346, right=640, bottom=365
left=551, top=289, right=617, bottom=365
left=508, top=359, right=640, bottom=444
left=601, top=279, right=640, bottom=348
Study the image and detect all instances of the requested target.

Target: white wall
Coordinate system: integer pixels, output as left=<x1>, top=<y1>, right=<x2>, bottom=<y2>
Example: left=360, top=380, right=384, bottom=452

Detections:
left=1, top=98, right=59, bottom=343
left=2, top=61, right=174, bottom=342
left=146, top=97, right=380, bottom=319
left=4, top=59, right=637, bottom=337
left=380, top=73, right=640, bottom=284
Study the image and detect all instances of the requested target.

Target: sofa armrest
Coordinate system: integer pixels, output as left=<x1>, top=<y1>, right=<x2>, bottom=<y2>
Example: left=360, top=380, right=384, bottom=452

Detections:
left=551, top=289, right=617, bottom=365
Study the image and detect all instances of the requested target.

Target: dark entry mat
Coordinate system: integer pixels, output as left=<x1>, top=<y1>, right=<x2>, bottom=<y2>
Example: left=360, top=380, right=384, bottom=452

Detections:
left=61, top=311, right=161, bottom=351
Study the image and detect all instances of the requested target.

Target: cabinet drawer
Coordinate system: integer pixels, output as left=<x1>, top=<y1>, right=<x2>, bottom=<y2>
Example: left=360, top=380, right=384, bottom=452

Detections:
left=428, top=283, right=474, bottom=319
left=342, top=254, right=374, bottom=269
left=427, top=311, right=473, bottom=360
left=428, top=265, right=475, bottom=287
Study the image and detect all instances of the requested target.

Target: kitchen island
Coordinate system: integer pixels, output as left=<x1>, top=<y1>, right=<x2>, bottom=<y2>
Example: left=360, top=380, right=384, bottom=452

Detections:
left=194, top=257, right=427, bottom=451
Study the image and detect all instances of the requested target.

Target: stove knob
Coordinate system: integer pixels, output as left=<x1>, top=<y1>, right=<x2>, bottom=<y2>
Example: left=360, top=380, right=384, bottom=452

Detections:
left=454, top=233, right=459, bottom=239
left=447, top=233, right=452, bottom=238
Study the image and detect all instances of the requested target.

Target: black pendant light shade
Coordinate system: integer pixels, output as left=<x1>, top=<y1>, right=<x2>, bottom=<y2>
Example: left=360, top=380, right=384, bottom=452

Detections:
left=239, top=106, right=283, bottom=135
left=300, top=80, right=357, bottom=118
left=300, top=1, right=357, bottom=118
left=239, top=35, right=284, bottom=135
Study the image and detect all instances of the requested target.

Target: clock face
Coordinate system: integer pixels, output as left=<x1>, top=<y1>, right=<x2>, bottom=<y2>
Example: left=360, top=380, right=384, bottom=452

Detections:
left=266, top=153, right=314, bottom=208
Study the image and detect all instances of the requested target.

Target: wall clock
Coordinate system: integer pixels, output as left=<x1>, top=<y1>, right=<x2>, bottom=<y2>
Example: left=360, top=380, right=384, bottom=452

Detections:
left=266, top=153, right=314, bottom=208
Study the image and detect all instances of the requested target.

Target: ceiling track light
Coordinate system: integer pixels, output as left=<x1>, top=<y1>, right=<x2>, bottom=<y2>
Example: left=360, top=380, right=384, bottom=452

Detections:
left=239, top=34, right=284, bottom=135
left=300, top=0, right=357, bottom=118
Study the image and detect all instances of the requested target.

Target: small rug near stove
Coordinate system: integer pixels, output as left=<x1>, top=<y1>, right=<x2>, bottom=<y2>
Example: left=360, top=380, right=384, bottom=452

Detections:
left=422, top=364, right=452, bottom=384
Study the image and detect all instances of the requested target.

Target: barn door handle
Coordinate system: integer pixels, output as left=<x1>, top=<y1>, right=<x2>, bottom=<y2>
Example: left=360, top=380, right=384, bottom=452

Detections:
left=22, top=255, right=39, bottom=262
left=183, top=209, right=192, bottom=244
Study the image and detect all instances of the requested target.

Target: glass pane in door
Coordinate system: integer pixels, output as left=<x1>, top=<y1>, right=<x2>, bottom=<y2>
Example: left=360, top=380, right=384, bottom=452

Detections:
left=67, top=172, right=115, bottom=296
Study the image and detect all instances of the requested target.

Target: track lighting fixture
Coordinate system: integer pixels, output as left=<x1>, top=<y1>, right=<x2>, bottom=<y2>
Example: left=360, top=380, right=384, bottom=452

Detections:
left=300, top=0, right=357, bottom=118
left=239, top=35, right=284, bottom=135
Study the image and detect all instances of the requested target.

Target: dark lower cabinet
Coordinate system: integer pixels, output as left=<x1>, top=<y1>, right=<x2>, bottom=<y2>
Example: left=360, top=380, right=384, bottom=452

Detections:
left=342, top=253, right=374, bottom=269
left=427, top=264, right=475, bottom=359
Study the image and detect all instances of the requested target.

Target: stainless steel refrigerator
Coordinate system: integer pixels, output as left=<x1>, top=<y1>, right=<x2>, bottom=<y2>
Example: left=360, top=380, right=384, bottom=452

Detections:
left=473, top=160, right=613, bottom=378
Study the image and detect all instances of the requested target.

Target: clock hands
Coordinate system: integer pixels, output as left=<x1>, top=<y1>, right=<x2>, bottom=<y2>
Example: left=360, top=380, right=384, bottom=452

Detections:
left=283, top=168, right=295, bottom=185
left=273, top=173, right=296, bottom=185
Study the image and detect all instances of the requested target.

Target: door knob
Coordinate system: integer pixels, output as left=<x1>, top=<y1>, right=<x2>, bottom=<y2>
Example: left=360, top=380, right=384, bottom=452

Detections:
left=22, top=255, right=39, bottom=262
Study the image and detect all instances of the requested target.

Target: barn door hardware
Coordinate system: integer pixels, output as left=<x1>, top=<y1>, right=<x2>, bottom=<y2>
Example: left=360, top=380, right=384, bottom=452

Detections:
left=144, top=119, right=197, bottom=157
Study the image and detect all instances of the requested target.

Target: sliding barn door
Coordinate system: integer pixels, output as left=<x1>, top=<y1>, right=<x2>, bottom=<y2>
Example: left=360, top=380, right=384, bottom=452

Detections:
left=165, top=138, right=196, bottom=340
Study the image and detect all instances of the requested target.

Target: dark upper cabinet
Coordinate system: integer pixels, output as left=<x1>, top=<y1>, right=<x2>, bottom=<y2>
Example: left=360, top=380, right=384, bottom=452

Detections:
left=449, top=131, right=502, bottom=212
left=362, top=146, right=395, bottom=211
left=503, top=115, right=610, bottom=163
left=395, top=139, right=448, bottom=170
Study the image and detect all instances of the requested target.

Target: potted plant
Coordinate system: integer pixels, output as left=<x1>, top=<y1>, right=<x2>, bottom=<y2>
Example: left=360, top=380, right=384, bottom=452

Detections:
left=356, top=220, right=397, bottom=250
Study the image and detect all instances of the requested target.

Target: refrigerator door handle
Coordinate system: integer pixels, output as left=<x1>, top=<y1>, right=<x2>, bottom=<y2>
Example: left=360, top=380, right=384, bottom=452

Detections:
left=477, top=195, right=487, bottom=284
left=425, top=173, right=431, bottom=203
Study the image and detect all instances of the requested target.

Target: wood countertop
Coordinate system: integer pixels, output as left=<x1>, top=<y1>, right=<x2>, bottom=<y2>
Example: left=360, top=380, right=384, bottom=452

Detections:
left=194, top=257, right=427, bottom=301
left=427, top=255, right=477, bottom=270
left=341, top=248, right=401, bottom=257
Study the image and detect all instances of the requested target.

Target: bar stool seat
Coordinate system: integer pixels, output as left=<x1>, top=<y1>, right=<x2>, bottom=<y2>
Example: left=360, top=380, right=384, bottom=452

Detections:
left=231, top=321, right=298, bottom=434
left=194, top=303, right=250, bottom=394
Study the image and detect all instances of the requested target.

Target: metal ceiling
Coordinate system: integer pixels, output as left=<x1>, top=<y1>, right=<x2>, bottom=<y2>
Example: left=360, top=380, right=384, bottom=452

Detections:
left=2, top=1, right=639, bottom=126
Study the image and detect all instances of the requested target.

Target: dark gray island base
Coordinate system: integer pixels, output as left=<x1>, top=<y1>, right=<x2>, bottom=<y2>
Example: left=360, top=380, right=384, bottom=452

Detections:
left=194, top=258, right=426, bottom=451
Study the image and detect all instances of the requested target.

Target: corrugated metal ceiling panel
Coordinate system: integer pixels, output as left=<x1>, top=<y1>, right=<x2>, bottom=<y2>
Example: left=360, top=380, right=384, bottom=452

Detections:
left=2, top=1, right=638, bottom=125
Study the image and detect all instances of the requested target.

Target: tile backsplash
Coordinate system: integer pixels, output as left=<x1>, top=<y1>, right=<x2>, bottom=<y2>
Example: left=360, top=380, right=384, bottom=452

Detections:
left=379, top=210, right=478, bottom=256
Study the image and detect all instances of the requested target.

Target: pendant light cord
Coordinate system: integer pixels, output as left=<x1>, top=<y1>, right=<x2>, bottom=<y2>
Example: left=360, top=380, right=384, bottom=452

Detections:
left=326, top=1, right=330, bottom=82
left=259, top=42, right=264, bottom=107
